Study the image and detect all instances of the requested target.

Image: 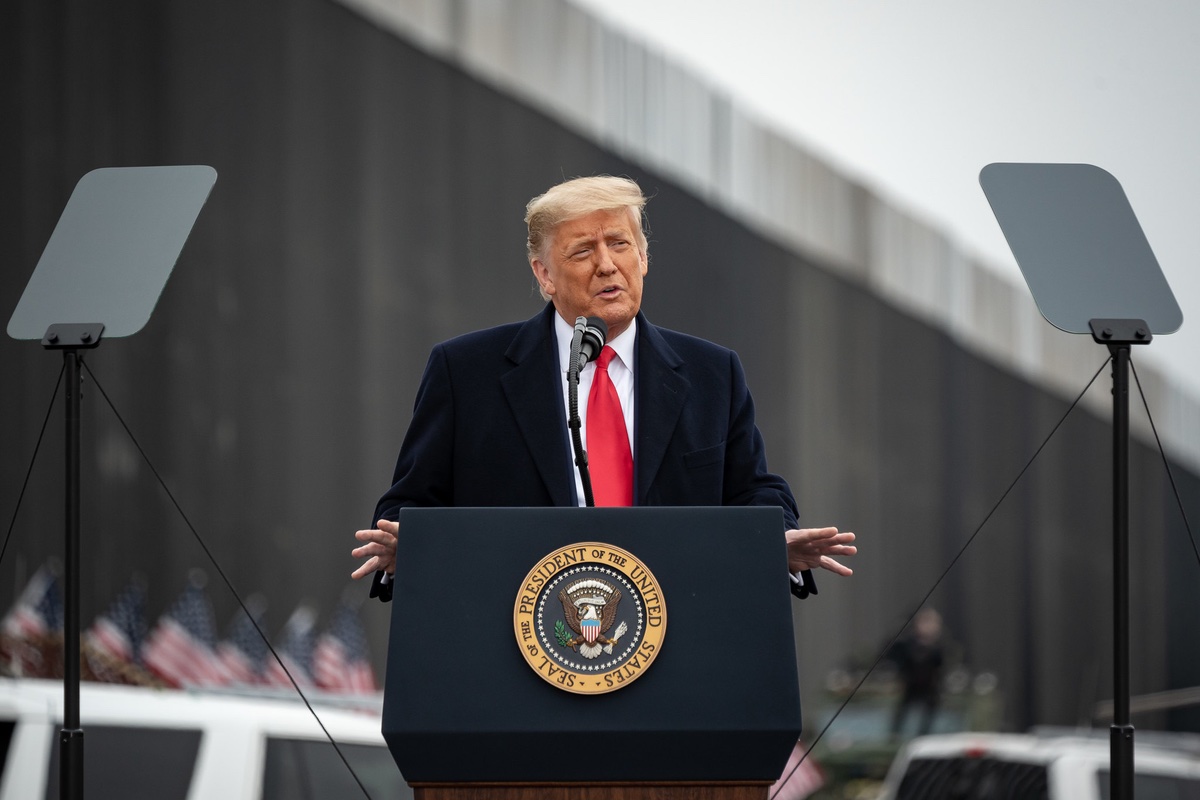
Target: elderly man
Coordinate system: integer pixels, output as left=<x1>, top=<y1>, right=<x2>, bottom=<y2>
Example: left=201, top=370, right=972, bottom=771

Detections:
left=352, top=175, right=855, bottom=601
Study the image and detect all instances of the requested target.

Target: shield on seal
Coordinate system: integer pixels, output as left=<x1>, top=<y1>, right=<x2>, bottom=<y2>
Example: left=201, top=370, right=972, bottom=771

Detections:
left=581, top=617, right=600, bottom=643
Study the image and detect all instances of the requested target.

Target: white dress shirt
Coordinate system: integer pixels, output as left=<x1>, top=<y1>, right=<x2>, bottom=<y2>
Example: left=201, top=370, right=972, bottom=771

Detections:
left=553, top=313, right=636, bottom=507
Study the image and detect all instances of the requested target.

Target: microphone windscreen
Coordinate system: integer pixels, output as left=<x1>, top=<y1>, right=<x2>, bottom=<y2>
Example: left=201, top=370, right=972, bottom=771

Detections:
left=585, top=316, right=608, bottom=344
left=578, top=317, right=607, bottom=366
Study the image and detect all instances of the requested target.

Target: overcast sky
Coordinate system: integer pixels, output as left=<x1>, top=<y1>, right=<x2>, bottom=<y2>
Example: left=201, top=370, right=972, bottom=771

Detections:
left=573, top=0, right=1199, bottom=399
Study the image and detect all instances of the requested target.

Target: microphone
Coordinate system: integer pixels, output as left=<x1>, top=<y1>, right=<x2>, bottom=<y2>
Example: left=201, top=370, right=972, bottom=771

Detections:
left=577, top=316, right=608, bottom=370
left=567, top=315, right=608, bottom=508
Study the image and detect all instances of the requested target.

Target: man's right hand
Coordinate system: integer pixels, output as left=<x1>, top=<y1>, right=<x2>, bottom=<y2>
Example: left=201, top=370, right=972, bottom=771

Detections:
left=351, top=519, right=399, bottom=579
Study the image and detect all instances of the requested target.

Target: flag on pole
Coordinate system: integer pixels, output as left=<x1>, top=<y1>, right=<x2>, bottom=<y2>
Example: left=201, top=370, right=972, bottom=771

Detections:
left=85, top=578, right=147, bottom=665
left=218, top=597, right=269, bottom=686
left=142, top=574, right=229, bottom=688
left=82, top=577, right=165, bottom=686
left=264, top=605, right=317, bottom=689
left=2, top=564, right=63, bottom=639
left=0, top=563, right=64, bottom=678
left=313, top=598, right=377, bottom=694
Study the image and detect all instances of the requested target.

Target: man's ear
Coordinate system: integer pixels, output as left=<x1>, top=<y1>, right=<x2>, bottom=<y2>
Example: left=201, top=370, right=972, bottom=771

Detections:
left=531, top=258, right=555, bottom=296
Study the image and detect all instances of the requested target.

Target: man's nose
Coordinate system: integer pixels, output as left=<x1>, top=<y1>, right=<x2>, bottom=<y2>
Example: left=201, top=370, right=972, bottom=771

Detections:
left=594, top=245, right=617, bottom=273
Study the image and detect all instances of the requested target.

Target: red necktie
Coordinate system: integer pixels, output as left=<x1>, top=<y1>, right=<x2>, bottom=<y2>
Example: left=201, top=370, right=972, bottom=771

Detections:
left=587, top=346, right=633, bottom=506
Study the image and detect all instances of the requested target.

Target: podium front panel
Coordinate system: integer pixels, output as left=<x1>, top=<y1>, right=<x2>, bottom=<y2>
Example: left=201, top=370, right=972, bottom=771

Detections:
left=382, top=506, right=803, bottom=783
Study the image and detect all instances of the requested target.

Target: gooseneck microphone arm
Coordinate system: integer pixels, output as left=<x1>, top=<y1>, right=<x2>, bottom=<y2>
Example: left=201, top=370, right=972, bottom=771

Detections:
left=567, top=315, right=608, bottom=508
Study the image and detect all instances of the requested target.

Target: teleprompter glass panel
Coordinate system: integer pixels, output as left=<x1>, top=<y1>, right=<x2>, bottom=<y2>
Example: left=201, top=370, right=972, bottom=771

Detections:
left=980, top=163, right=1182, bottom=335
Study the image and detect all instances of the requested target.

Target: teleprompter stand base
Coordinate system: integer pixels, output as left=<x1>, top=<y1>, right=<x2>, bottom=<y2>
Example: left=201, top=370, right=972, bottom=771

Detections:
left=411, top=781, right=773, bottom=800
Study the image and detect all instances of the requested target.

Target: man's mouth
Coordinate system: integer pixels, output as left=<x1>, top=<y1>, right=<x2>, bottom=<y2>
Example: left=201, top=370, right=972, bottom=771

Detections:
left=597, top=286, right=622, bottom=297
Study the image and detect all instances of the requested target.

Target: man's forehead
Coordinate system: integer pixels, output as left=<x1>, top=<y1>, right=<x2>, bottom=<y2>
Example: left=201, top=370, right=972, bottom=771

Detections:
left=554, top=209, right=637, bottom=242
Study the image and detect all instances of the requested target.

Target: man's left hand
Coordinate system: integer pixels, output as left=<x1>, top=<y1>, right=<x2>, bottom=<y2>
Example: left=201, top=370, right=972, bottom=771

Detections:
left=786, top=527, right=856, bottom=576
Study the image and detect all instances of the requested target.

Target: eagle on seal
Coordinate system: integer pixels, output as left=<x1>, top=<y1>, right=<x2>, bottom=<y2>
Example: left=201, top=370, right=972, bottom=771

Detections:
left=558, top=584, right=625, bottom=659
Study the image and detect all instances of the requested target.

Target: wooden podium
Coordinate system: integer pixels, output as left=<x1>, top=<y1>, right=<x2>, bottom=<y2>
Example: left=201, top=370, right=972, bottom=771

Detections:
left=382, top=507, right=804, bottom=800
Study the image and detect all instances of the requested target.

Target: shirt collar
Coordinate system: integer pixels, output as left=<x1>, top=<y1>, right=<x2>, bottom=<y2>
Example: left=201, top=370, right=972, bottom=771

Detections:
left=553, top=312, right=637, bottom=373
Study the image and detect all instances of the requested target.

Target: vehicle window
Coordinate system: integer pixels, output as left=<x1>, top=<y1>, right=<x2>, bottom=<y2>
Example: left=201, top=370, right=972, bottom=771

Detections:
left=1098, top=770, right=1200, bottom=800
left=44, top=724, right=201, bottom=799
left=0, top=721, right=14, bottom=787
left=262, top=737, right=411, bottom=800
left=897, top=756, right=1049, bottom=799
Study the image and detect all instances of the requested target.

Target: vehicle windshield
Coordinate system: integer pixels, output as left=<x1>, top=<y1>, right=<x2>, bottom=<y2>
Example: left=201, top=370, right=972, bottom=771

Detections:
left=44, top=725, right=202, bottom=799
left=1097, top=769, right=1200, bottom=800
left=263, top=737, right=410, bottom=800
left=896, top=755, right=1049, bottom=799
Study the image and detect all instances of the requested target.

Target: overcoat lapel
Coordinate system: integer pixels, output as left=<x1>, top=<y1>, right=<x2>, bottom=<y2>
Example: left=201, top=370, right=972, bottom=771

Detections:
left=500, top=306, right=575, bottom=507
left=634, top=316, right=689, bottom=503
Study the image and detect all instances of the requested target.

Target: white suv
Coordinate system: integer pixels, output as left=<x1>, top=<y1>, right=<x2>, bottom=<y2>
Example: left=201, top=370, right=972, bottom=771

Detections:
left=878, top=730, right=1200, bottom=800
left=0, top=678, right=409, bottom=800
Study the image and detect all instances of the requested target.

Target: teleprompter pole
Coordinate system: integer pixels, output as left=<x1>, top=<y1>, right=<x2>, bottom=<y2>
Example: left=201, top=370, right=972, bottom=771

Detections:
left=1092, top=319, right=1150, bottom=800
left=62, top=348, right=83, bottom=800
left=43, top=323, right=104, bottom=800
left=1111, top=343, right=1133, bottom=800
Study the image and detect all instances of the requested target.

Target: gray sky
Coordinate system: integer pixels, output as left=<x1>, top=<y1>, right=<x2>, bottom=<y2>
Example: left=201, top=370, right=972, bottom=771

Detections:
left=574, top=0, right=1199, bottom=399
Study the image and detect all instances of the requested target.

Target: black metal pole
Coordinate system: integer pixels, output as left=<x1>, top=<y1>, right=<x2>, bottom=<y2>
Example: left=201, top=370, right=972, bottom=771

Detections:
left=41, top=324, right=103, bottom=800
left=62, top=348, right=84, bottom=800
left=1110, top=343, right=1134, bottom=800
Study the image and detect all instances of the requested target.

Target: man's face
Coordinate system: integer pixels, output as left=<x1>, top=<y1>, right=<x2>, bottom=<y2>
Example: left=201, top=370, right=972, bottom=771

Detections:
left=530, top=208, right=648, bottom=340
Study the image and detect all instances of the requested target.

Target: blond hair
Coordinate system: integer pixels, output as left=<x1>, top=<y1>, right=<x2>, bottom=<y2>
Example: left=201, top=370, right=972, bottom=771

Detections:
left=525, top=175, right=648, bottom=263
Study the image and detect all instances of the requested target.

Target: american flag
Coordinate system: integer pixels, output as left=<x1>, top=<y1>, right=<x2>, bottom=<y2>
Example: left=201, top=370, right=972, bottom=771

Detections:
left=2, top=564, right=64, bottom=639
left=0, top=564, right=64, bottom=678
left=313, top=599, right=377, bottom=694
left=85, top=579, right=147, bottom=664
left=264, top=605, right=317, bottom=689
left=217, top=599, right=269, bottom=686
left=142, top=577, right=230, bottom=688
left=769, top=740, right=826, bottom=800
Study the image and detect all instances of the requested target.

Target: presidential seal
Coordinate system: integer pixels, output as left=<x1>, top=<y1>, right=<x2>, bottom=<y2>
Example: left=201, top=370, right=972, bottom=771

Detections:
left=513, top=542, right=666, bottom=694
